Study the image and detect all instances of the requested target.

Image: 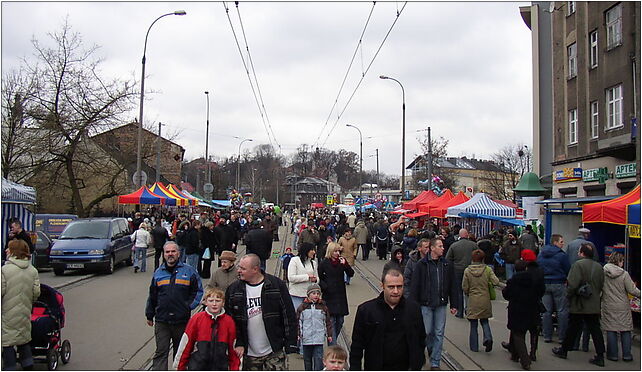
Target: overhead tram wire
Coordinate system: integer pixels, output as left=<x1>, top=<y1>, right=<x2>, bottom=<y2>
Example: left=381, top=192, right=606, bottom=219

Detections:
left=311, top=1, right=377, bottom=149
left=235, top=2, right=280, bottom=148
left=319, top=1, right=408, bottom=148
left=223, top=2, right=276, bottom=148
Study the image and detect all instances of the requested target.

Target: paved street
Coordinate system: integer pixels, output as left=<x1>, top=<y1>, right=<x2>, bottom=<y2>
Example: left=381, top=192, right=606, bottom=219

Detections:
left=32, top=224, right=640, bottom=370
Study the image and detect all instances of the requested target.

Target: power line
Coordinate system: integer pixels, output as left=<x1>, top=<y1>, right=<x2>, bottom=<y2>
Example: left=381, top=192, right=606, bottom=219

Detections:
left=319, top=2, right=408, bottom=148
left=312, top=1, right=377, bottom=149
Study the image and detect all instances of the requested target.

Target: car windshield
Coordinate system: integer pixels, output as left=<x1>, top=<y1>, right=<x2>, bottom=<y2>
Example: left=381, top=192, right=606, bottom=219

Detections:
left=59, top=221, right=110, bottom=239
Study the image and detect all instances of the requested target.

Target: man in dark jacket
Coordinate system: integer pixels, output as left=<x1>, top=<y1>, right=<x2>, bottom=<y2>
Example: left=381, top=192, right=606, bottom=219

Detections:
left=552, top=244, right=606, bottom=366
left=536, top=233, right=571, bottom=344
left=145, top=242, right=203, bottom=370
left=408, top=238, right=458, bottom=370
left=151, top=220, right=170, bottom=270
left=445, top=228, right=477, bottom=318
left=349, top=268, right=425, bottom=370
left=500, top=230, right=523, bottom=280
left=3, top=219, right=35, bottom=262
left=403, top=238, right=430, bottom=299
left=245, top=221, right=273, bottom=271
left=225, top=254, right=298, bottom=370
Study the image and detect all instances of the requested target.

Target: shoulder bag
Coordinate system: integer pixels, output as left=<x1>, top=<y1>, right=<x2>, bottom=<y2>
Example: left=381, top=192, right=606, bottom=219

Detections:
left=485, top=266, right=496, bottom=300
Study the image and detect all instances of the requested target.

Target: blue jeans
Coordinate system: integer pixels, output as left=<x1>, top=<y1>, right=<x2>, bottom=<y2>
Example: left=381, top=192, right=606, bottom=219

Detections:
left=302, top=344, right=324, bottom=370
left=505, top=263, right=515, bottom=280
left=2, top=345, right=33, bottom=370
left=421, top=305, right=447, bottom=368
left=134, top=246, right=147, bottom=272
left=469, top=319, right=492, bottom=352
left=606, top=331, right=633, bottom=360
left=291, top=295, right=305, bottom=312
left=186, top=253, right=199, bottom=270
left=179, top=246, right=187, bottom=263
left=329, top=315, right=344, bottom=345
left=344, top=272, right=351, bottom=284
left=542, top=283, right=569, bottom=342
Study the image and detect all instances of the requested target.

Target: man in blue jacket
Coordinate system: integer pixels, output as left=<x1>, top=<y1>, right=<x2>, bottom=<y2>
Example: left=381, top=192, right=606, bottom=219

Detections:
left=536, top=234, right=571, bottom=344
left=145, top=241, right=203, bottom=370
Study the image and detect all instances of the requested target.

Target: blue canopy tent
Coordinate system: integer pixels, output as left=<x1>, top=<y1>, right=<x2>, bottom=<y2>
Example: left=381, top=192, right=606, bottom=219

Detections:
left=1, top=178, right=36, bottom=249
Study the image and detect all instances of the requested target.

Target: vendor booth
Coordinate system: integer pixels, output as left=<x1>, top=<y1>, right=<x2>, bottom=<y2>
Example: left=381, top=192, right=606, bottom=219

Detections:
left=446, top=193, right=516, bottom=237
left=418, top=189, right=454, bottom=214
left=1, top=178, right=36, bottom=249
left=402, top=190, right=437, bottom=211
left=150, top=183, right=187, bottom=206
left=429, top=191, right=470, bottom=219
left=117, top=186, right=166, bottom=205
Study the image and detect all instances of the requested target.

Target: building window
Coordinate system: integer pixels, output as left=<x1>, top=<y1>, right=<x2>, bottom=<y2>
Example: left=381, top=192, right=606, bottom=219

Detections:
left=590, top=101, right=599, bottom=139
left=568, top=43, right=577, bottom=78
left=568, top=109, right=578, bottom=144
left=606, top=4, right=622, bottom=49
left=589, top=30, right=598, bottom=68
left=567, top=1, right=576, bottom=15
left=606, top=84, right=623, bottom=129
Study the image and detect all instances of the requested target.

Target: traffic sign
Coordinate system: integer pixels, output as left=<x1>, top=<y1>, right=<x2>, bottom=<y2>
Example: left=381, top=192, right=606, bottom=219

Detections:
left=132, top=170, right=147, bottom=186
left=204, top=183, right=214, bottom=193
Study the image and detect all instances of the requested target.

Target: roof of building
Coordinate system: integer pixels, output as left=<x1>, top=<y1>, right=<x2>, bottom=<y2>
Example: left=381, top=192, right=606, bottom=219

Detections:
left=407, top=155, right=508, bottom=173
left=91, top=122, right=184, bottom=150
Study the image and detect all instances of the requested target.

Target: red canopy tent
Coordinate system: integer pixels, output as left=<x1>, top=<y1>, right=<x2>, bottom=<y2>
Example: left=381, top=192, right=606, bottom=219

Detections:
left=403, top=190, right=437, bottom=210
left=494, top=199, right=518, bottom=209
left=118, top=186, right=166, bottom=205
left=418, top=189, right=454, bottom=213
left=429, top=191, right=470, bottom=218
left=582, top=185, right=641, bottom=225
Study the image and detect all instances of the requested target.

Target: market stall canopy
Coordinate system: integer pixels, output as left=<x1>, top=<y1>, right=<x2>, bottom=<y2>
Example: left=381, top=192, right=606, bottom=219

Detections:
left=211, top=200, right=232, bottom=208
left=1, top=177, right=36, bottom=204
left=582, top=185, right=640, bottom=225
left=118, top=186, right=166, bottom=205
left=181, top=190, right=213, bottom=208
left=149, top=183, right=182, bottom=206
left=390, top=208, right=411, bottom=215
left=459, top=212, right=525, bottom=226
left=405, top=211, right=430, bottom=219
left=430, top=191, right=470, bottom=218
left=628, top=201, right=640, bottom=226
left=403, top=190, right=438, bottom=210
left=494, top=199, right=518, bottom=208
left=418, top=189, right=454, bottom=213
left=447, top=192, right=515, bottom=218
left=167, top=184, right=198, bottom=206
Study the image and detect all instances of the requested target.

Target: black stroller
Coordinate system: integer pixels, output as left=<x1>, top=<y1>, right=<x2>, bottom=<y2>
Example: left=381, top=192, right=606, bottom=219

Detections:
left=30, top=284, right=71, bottom=370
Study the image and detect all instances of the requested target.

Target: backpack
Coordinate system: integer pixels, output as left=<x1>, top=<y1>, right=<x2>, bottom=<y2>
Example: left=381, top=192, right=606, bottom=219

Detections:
left=376, top=225, right=389, bottom=240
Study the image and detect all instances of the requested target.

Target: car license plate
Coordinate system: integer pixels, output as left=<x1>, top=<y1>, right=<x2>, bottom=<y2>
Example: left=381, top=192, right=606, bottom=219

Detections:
left=66, top=263, right=84, bottom=269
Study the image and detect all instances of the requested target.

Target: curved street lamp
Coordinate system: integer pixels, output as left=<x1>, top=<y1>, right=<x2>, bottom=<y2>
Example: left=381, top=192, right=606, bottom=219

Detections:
left=379, top=75, right=406, bottom=200
left=237, top=138, right=253, bottom=191
left=346, top=124, right=363, bottom=200
left=135, top=10, right=186, bottom=189
left=205, top=91, right=211, bottom=187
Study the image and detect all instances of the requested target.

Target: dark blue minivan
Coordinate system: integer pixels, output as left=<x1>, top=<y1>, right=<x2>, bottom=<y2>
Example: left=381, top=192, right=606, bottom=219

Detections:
left=49, top=217, right=134, bottom=275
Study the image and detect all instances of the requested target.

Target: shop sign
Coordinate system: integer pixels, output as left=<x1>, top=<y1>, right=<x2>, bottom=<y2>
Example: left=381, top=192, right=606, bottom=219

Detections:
left=554, top=168, right=582, bottom=183
left=326, top=195, right=334, bottom=205
left=615, top=163, right=636, bottom=179
left=629, top=225, right=640, bottom=239
left=583, top=167, right=608, bottom=183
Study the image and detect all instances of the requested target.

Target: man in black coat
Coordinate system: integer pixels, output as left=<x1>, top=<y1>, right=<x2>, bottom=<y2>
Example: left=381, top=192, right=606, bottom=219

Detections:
left=244, top=221, right=273, bottom=271
left=151, top=220, right=170, bottom=270
left=349, top=268, right=425, bottom=371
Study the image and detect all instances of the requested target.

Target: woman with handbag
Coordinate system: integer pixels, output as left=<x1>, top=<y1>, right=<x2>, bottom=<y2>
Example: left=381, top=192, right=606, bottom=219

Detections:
left=462, top=249, right=500, bottom=353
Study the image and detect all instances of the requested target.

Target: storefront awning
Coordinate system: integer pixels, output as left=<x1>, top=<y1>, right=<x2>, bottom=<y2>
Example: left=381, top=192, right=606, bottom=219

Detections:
left=582, top=185, right=640, bottom=225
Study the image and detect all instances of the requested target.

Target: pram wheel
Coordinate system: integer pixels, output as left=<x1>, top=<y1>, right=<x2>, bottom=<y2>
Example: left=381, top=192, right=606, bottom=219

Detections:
left=61, top=340, right=71, bottom=364
left=47, top=349, right=59, bottom=370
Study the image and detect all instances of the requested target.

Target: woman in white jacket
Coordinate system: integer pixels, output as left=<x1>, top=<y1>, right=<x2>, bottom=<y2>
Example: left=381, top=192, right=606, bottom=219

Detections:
left=288, top=242, right=318, bottom=311
left=131, top=222, right=152, bottom=273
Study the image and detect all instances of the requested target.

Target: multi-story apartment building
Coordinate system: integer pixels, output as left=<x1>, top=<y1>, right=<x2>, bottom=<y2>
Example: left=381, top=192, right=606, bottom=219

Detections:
left=522, top=1, right=640, bottom=198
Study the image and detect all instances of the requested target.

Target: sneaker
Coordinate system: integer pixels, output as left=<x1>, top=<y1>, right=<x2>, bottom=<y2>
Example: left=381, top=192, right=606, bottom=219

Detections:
left=552, top=347, right=567, bottom=359
left=589, top=356, right=605, bottom=367
left=622, top=357, right=633, bottom=362
left=484, top=340, right=493, bottom=352
left=606, top=357, right=618, bottom=362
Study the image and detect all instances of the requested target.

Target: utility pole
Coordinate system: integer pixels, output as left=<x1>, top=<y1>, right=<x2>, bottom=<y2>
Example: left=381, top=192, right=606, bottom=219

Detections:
left=376, top=148, right=380, bottom=194
left=426, top=126, right=433, bottom=190
left=155, top=122, right=165, bottom=184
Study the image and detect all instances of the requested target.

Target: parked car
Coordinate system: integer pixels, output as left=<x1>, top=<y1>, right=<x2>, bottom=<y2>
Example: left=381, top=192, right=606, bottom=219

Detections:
left=49, top=217, right=133, bottom=276
left=33, top=231, right=53, bottom=269
left=35, top=214, right=78, bottom=240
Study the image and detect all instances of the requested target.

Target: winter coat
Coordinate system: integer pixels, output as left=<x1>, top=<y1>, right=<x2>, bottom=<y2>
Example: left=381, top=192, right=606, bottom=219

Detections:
left=338, top=236, right=357, bottom=266
left=384, top=247, right=407, bottom=275
left=208, top=266, right=238, bottom=294
left=446, top=238, right=477, bottom=272
left=518, top=232, right=539, bottom=253
left=349, top=293, right=425, bottom=371
left=353, top=222, right=369, bottom=245
left=174, top=309, right=240, bottom=370
left=131, top=228, right=152, bottom=248
left=408, top=255, right=459, bottom=309
left=244, top=228, right=272, bottom=260
left=288, top=256, right=319, bottom=298
left=347, top=214, right=357, bottom=228
left=299, top=228, right=320, bottom=248
left=566, top=257, right=604, bottom=314
left=145, top=262, right=204, bottom=324
left=1, top=257, right=40, bottom=346
left=601, top=263, right=640, bottom=331
left=476, top=239, right=497, bottom=266
left=537, top=244, right=571, bottom=284
left=151, top=225, right=170, bottom=250
left=566, top=237, right=598, bottom=265
left=501, top=240, right=522, bottom=264
left=224, top=272, right=298, bottom=355
left=403, top=249, right=423, bottom=299
left=502, top=270, right=543, bottom=332
left=318, top=258, right=353, bottom=316
left=462, top=263, right=499, bottom=319
left=296, top=299, right=332, bottom=345
left=402, top=236, right=418, bottom=256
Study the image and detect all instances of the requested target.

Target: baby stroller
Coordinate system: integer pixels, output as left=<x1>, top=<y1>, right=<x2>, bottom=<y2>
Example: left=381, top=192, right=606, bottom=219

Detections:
left=30, top=284, right=71, bottom=370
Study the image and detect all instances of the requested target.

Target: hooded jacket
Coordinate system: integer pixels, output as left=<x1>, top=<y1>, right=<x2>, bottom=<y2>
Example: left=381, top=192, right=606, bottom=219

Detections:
left=338, top=235, right=357, bottom=266
left=384, top=246, right=407, bottom=275
left=566, top=257, right=604, bottom=314
left=536, top=244, right=570, bottom=284
left=601, top=263, right=640, bottom=331
left=403, top=249, right=423, bottom=299
left=245, top=227, right=272, bottom=260
left=353, top=221, right=369, bottom=245
left=1, top=257, right=40, bottom=346
left=208, top=265, right=238, bottom=293
left=502, top=270, right=543, bottom=332
left=296, top=298, right=332, bottom=345
left=462, top=262, right=499, bottom=319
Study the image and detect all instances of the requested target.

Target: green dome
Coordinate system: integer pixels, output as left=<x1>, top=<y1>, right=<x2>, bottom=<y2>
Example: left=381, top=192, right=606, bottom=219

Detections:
left=513, top=172, right=547, bottom=194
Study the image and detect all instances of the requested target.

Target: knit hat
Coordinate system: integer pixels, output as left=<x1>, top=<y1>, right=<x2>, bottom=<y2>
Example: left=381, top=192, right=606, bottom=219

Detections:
left=521, top=249, right=537, bottom=262
left=219, top=250, right=237, bottom=262
left=307, top=283, right=322, bottom=296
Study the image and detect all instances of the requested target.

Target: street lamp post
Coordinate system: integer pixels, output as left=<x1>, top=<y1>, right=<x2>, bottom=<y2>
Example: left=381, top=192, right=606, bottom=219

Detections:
left=380, top=75, right=406, bottom=201
left=155, top=122, right=166, bottom=184
left=205, top=91, right=211, bottom=183
left=237, top=138, right=253, bottom=191
left=135, top=10, right=186, bottom=189
left=346, top=124, right=363, bottom=200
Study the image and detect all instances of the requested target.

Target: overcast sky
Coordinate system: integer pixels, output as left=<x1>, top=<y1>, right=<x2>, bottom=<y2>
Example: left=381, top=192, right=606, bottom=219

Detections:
left=2, top=1, right=533, bottom=177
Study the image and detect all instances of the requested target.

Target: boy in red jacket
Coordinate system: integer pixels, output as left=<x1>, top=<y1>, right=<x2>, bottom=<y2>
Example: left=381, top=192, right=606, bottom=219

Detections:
left=174, top=287, right=240, bottom=370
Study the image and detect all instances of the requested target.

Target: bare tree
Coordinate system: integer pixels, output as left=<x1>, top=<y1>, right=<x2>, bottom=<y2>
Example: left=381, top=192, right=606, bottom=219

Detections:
left=416, top=134, right=459, bottom=191
left=481, top=144, right=529, bottom=200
